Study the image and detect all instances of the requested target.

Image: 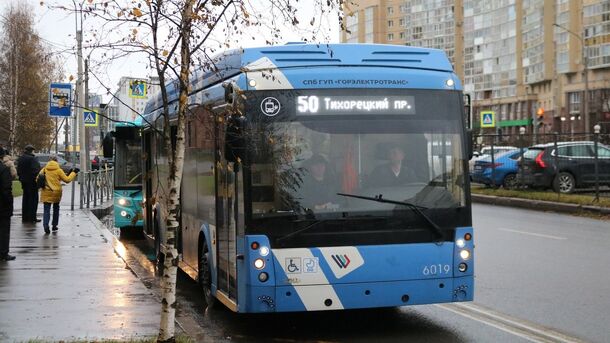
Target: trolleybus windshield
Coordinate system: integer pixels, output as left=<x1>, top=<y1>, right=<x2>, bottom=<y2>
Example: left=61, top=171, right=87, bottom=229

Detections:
left=115, top=135, right=142, bottom=188
left=241, top=89, right=467, bottom=247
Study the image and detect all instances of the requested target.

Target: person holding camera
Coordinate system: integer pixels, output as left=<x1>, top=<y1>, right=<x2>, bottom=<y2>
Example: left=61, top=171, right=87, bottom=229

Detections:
left=37, top=156, right=79, bottom=234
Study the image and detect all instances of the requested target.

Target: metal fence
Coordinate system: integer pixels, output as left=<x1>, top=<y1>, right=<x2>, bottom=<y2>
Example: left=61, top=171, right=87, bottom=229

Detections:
left=79, top=168, right=114, bottom=209
left=471, top=131, right=610, bottom=200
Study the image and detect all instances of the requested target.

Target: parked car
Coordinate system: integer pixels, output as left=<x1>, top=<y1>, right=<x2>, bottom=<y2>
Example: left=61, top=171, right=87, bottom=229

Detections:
left=92, top=156, right=114, bottom=170
left=469, top=145, right=518, bottom=172
left=471, top=149, right=526, bottom=188
left=35, top=153, right=78, bottom=175
left=518, top=141, right=610, bottom=193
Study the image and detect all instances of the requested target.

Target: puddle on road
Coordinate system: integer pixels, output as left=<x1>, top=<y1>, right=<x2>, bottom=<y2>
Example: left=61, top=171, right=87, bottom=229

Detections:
left=101, top=213, right=156, bottom=261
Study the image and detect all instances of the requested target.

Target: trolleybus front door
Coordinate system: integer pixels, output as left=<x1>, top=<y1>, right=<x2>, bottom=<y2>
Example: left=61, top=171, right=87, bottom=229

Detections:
left=215, top=125, right=238, bottom=302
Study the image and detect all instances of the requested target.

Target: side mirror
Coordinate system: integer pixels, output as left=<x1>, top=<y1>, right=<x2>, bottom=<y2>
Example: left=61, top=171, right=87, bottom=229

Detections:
left=225, top=116, right=247, bottom=163
left=102, top=132, right=114, bottom=158
left=466, top=129, right=474, bottom=160
left=223, top=82, right=235, bottom=105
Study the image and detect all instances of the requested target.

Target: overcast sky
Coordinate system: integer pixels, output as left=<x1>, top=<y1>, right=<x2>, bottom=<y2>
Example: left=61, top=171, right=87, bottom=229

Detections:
left=1, top=0, right=342, bottom=101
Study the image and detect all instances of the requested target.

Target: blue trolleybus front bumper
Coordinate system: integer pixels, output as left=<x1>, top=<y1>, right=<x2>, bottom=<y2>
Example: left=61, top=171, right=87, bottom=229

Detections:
left=237, top=227, right=474, bottom=313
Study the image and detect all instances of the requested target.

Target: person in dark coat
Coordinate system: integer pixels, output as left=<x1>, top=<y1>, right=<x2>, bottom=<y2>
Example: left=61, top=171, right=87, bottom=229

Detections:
left=0, top=152, right=15, bottom=261
left=298, top=155, right=339, bottom=210
left=367, top=145, right=417, bottom=188
left=17, top=144, right=41, bottom=223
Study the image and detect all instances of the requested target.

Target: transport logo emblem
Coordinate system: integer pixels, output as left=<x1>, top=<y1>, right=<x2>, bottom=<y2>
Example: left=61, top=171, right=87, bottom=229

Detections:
left=261, top=97, right=281, bottom=116
left=331, top=254, right=351, bottom=269
left=320, top=247, right=364, bottom=279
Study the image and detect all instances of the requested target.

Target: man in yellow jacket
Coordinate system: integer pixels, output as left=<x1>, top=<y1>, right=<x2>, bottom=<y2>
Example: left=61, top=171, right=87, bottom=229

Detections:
left=37, top=156, right=78, bottom=234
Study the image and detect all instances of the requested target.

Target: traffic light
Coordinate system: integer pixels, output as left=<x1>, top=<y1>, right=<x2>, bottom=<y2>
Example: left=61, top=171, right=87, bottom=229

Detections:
left=537, top=107, right=544, bottom=128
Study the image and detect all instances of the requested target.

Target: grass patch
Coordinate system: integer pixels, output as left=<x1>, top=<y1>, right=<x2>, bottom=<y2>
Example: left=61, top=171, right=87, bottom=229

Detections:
left=12, top=180, right=22, bottom=197
left=472, top=187, right=610, bottom=208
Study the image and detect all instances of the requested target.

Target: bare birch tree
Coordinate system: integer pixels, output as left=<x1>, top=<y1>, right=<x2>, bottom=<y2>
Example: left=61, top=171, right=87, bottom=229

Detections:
left=52, top=0, right=345, bottom=341
left=0, top=3, right=57, bottom=152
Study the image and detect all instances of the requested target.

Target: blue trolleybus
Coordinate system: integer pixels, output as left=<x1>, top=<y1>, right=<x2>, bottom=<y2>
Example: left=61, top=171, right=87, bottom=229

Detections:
left=141, top=43, right=474, bottom=313
left=108, top=120, right=144, bottom=232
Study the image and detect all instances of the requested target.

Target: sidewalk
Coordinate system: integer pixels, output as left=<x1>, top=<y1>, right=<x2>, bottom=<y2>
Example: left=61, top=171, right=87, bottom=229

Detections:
left=0, top=185, right=161, bottom=341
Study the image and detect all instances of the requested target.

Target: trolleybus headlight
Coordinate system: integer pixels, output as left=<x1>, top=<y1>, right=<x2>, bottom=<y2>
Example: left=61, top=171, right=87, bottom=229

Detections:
left=456, top=239, right=466, bottom=248
left=459, top=249, right=471, bottom=260
left=258, top=272, right=269, bottom=282
left=120, top=210, right=128, bottom=217
left=254, top=258, right=265, bottom=270
left=458, top=263, right=468, bottom=272
left=259, top=246, right=269, bottom=257
left=118, top=198, right=131, bottom=206
left=248, top=79, right=257, bottom=87
left=446, top=79, right=455, bottom=87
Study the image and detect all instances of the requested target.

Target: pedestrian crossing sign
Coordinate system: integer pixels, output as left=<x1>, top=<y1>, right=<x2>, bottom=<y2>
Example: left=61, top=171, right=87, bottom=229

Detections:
left=84, top=111, right=98, bottom=127
left=480, top=111, right=495, bottom=128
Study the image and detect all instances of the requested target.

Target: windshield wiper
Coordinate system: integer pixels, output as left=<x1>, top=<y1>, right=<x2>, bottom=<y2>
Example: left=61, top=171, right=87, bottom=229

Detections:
left=337, top=193, right=444, bottom=241
left=276, top=219, right=325, bottom=243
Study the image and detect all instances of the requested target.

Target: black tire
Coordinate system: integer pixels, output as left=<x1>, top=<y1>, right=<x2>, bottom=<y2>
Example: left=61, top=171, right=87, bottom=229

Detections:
left=553, top=172, right=575, bottom=193
left=199, top=241, right=216, bottom=309
left=502, top=173, right=518, bottom=189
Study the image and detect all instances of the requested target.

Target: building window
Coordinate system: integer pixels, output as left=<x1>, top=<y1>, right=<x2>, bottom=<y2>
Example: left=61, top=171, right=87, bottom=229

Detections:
left=388, top=20, right=394, bottom=28
left=345, top=12, right=359, bottom=43
left=387, top=6, right=393, bottom=14
left=388, top=33, right=394, bottom=41
left=569, top=92, right=581, bottom=114
left=364, top=7, right=374, bottom=43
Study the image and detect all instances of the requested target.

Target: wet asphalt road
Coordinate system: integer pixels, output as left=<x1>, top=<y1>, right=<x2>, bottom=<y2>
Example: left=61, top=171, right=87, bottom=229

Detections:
left=112, top=203, right=609, bottom=342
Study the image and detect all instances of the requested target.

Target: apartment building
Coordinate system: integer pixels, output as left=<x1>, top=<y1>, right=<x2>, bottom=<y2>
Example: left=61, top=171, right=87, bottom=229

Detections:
left=341, top=0, right=610, bottom=136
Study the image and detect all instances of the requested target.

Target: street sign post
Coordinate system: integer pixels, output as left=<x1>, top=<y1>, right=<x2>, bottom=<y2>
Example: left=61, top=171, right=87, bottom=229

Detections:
left=84, top=111, right=98, bottom=127
left=49, top=83, right=72, bottom=117
left=481, top=110, right=495, bottom=128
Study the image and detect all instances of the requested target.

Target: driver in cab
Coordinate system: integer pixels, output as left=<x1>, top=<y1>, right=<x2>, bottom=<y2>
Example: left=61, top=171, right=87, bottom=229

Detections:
left=366, top=144, right=417, bottom=187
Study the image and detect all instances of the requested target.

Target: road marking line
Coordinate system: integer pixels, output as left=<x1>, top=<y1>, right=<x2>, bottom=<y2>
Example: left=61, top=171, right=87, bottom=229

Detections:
left=436, top=303, right=586, bottom=343
left=498, top=228, right=567, bottom=240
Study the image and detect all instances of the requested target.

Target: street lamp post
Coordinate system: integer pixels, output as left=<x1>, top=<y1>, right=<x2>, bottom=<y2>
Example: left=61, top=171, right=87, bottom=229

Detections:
left=554, top=23, right=589, bottom=134
left=593, top=124, right=601, bottom=202
left=519, top=126, right=526, bottom=189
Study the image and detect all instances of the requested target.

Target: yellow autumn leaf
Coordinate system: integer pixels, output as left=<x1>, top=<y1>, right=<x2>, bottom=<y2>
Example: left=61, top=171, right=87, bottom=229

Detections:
left=132, top=8, right=143, bottom=17
left=68, top=75, right=74, bottom=81
left=133, top=29, right=138, bottom=35
left=162, top=50, right=169, bottom=56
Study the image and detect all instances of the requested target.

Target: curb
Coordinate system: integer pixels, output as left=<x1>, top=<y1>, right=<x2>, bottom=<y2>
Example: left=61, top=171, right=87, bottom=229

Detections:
left=472, top=194, right=610, bottom=216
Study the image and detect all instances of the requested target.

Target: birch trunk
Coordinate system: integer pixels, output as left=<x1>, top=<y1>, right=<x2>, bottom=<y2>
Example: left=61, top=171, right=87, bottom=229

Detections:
left=157, top=1, right=195, bottom=342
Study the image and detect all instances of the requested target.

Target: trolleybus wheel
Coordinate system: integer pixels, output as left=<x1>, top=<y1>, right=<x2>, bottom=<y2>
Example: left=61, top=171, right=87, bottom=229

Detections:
left=199, top=241, right=216, bottom=309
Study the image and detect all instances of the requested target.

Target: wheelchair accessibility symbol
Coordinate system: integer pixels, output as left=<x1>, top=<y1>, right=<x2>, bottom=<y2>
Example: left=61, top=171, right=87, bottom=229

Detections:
left=285, top=257, right=301, bottom=274
left=261, top=97, right=281, bottom=116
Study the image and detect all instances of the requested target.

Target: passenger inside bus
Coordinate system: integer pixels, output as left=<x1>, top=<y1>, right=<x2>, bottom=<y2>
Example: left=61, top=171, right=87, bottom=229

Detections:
left=297, top=154, right=340, bottom=210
